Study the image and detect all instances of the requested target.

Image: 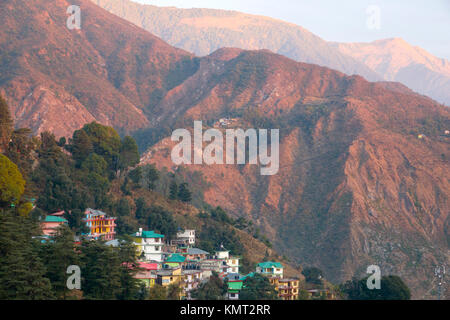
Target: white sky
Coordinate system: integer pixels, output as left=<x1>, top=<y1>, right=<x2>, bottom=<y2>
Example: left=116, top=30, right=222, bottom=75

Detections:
left=134, top=0, right=450, bottom=60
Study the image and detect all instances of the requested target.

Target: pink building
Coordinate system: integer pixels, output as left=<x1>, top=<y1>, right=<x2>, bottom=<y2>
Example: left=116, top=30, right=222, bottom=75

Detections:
left=41, top=215, right=68, bottom=236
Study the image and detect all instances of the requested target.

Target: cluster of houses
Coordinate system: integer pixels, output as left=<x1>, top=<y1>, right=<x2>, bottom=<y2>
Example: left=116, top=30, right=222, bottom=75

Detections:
left=39, top=208, right=307, bottom=300
left=40, top=208, right=117, bottom=241
left=108, top=227, right=301, bottom=300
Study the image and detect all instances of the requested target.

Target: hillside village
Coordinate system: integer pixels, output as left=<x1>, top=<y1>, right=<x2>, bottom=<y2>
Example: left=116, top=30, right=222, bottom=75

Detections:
left=40, top=208, right=334, bottom=300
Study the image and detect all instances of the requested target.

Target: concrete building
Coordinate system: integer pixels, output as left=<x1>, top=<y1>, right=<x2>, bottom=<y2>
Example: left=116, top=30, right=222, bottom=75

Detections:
left=172, top=229, right=196, bottom=247
left=276, top=278, right=300, bottom=300
left=131, top=228, right=164, bottom=262
left=41, top=215, right=68, bottom=236
left=134, top=262, right=159, bottom=288
left=83, top=208, right=116, bottom=241
left=256, top=261, right=284, bottom=278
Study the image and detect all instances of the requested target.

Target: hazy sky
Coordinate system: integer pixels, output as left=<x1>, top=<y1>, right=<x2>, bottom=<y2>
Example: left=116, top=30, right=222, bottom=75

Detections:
left=134, top=0, right=450, bottom=60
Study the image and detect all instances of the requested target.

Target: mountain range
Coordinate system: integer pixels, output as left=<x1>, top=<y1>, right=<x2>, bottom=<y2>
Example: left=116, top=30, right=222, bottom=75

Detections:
left=90, top=0, right=450, bottom=106
left=0, top=0, right=449, bottom=298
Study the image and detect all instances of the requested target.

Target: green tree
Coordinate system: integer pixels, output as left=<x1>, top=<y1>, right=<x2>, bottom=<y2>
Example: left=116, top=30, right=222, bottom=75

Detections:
left=169, top=181, right=178, bottom=200
left=128, top=167, right=143, bottom=185
left=144, top=164, right=159, bottom=190
left=178, top=182, right=192, bottom=203
left=0, top=211, right=54, bottom=299
left=6, top=128, right=37, bottom=184
left=40, top=226, right=78, bottom=299
left=167, top=282, right=182, bottom=300
left=116, top=240, right=141, bottom=300
left=78, top=122, right=122, bottom=172
left=80, top=241, right=122, bottom=299
left=298, top=289, right=311, bottom=300
left=342, top=275, right=411, bottom=300
left=142, top=206, right=177, bottom=240
left=71, top=129, right=93, bottom=166
left=119, top=136, right=140, bottom=170
left=302, top=267, right=324, bottom=285
left=116, top=198, right=131, bottom=217
left=135, top=197, right=146, bottom=220
left=239, top=274, right=279, bottom=300
left=0, top=95, right=13, bottom=153
left=191, top=272, right=226, bottom=300
left=0, top=154, right=26, bottom=209
left=65, top=209, right=88, bottom=235
left=148, top=284, right=167, bottom=300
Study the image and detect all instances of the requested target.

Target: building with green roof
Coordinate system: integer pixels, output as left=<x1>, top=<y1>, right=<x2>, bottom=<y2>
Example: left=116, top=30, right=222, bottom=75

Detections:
left=227, top=280, right=244, bottom=300
left=44, top=215, right=68, bottom=223
left=164, top=253, right=186, bottom=268
left=256, top=262, right=284, bottom=278
left=131, top=228, right=165, bottom=262
left=41, top=215, right=68, bottom=236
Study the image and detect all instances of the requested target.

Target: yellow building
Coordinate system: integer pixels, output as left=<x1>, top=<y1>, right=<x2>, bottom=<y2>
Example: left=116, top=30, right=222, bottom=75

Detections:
left=269, top=277, right=300, bottom=300
left=156, top=268, right=186, bottom=299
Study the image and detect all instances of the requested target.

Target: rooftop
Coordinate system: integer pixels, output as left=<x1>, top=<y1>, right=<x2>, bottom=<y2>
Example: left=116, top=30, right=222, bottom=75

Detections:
left=228, top=281, right=243, bottom=291
left=186, top=248, right=209, bottom=255
left=138, top=262, right=159, bottom=271
left=165, top=253, right=186, bottom=263
left=43, top=215, right=68, bottom=223
left=257, top=261, right=284, bottom=269
left=240, top=272, right=255, bottom=281
left=132, top=230, right=164, bottom=239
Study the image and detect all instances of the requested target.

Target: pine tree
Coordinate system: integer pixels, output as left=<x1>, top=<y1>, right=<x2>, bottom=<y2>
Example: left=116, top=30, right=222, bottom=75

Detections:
left=0, top=154, right=26, bottom=209
left=0, top=211, right=54, bottom=299
left=169, top=181, right=178, bottom=200
left=0, top=95, right=13, bottom=153
left=148, top=284, right=167, bottom=300
left=167, top=282, right=182, bottom=300
left=191, top=272, right=226, bottom=300
left=119, top=136, right=140, bottom=170
left=117, top=241, right=141, bottom=300
left=178, top=182, right=192, bottom=203
left=239, top=274, right=279, bottom=300
left=40, top=226, right=78, bottom=299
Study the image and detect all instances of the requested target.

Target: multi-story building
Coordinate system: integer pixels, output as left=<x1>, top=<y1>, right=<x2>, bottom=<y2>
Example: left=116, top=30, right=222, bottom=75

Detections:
left=181, top=247, right=209, bottom=261
left=134, top=262, right=159, bottom=288
left=131, top=228, right=165, bottom=262
left=171, top=229, right=196, bottom=247
left=276, top=278, right=300, bottom=300
left=83, top=208, right=116, bottom=241
left=41, top=215, right=68, bottom=236
left=256, top=261, right=284, bottom=278
left=182, top=269, right=204, bottom=299
left=227, top=280, right=243, bottom=300
left=214, top=248, right=240, bottom=274
left=156, top=267, right=186, bottom=300
left=164, top=253, right=186, bottom=269
left=199, top=259, right=223, bottom=278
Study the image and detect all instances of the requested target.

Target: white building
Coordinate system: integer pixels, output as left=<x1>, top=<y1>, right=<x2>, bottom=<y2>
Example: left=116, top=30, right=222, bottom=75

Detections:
left=256, top=262, right=284, bottom=278
left=214, top=249, right=229, bottom=260
left=176, top=229, right=196, bottom=246
left=214, top=248, right=240, bottom=274
left=225, top=257, right=240, bottom=274
left=131, top=228, right=164, bottom=262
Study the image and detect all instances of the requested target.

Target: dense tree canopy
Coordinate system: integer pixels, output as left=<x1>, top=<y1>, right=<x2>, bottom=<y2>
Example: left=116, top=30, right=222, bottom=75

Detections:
left=0, top=95, right=13, bottom=153
left=0, top=154, right=25, bottom=209
left=239, top=274, right=279, bottom=300
left=342, top=275, right=411, bottom=300
left=191, top=272, right=226, bottom=300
